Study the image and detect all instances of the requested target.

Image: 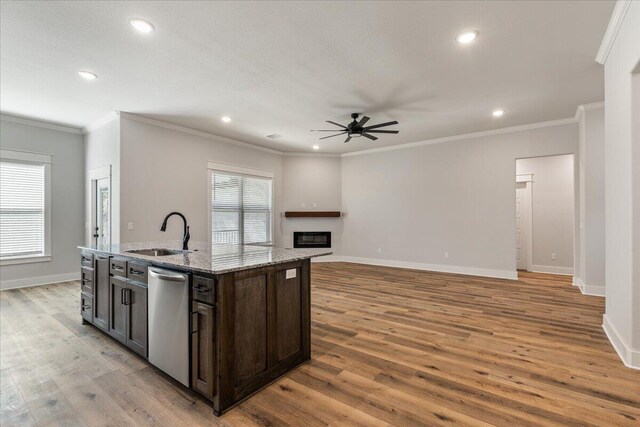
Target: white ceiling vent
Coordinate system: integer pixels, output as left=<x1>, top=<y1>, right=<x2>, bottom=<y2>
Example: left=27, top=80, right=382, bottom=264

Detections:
left=266, top=134, right=283, bottom=139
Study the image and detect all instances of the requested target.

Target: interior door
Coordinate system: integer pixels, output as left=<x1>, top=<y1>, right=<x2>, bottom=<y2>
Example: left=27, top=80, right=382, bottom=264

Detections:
left=516, top=182, right=528, bottom=270
left=95, top=177, right=110, bottom=246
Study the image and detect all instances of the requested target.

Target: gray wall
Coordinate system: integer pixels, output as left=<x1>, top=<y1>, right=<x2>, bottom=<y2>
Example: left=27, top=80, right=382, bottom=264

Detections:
left=119, top=116, right=285, bottom=246
left=85, top=116, right=120, bottom=244
left=0, top=117, right=84, bottom=289
left=282, top=155, right=342, bottom=253
left=577, top=106, right=605, bottom=294
left=516, top=154, right=575, bottom=273
left=602, top=0, right=640, bottom=365
left=341, top=123, right=578, bottom=278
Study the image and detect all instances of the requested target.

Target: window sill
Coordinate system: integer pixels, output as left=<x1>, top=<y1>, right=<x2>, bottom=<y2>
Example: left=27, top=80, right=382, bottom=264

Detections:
left=0, top=255, right=52, bottom=266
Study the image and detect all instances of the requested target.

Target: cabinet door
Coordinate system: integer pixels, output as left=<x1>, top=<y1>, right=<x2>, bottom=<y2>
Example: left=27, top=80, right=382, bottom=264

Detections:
left=275, top=268, right=303, bottom=363
left=192, top=301, right=216, bottom=400
left=127, top=282, right=148, bottom=358
left=93, top=255, right=111, bottom=331
left=109, top=277, right=127, bottom=344
left=80, top=292, right=93, bottom=323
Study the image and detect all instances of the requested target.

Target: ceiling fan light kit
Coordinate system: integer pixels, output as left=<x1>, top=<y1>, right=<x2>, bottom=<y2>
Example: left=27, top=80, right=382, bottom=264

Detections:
left=311, top=113, right=399, bottom=143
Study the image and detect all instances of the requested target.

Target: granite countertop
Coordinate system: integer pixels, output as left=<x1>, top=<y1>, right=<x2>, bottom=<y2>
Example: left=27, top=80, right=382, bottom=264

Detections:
left=77, top=241, right=332, bottom=274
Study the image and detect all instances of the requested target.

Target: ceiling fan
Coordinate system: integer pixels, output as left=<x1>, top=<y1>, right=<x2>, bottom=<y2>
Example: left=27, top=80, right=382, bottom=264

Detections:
left=311, top=113, right=399, bottom=143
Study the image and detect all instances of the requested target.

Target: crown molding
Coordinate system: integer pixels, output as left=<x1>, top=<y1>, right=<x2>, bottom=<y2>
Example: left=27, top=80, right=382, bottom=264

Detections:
left=83, top=112, right=120, bottom=134
left=283, top=152, right=341, bottom=158
left=118, top=112, right=284, bottom=156
left=341, top=116, right=577, bottom=158
left=0, top=113, right=83, bottom=135
left=575, top=101, right=605, bottom=122
left=596, top=0, right=632, bottom=65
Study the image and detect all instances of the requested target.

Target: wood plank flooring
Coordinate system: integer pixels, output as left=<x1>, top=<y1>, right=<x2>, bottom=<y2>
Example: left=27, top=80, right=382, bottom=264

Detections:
left=1, top=263, right=638, bottom=426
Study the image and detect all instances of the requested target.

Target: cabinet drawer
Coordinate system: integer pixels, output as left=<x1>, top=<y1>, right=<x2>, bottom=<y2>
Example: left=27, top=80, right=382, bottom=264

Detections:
left=127, top=262, right=148, bottom=284
left=81, top=292, right=93, bottom=322
left=81, top=267, right=94, bottom=295
left=110, top=258, right=127, bottom=277
left=192, top=276, right=215, bottom=305
left=81, top=251, right=94, bottom=268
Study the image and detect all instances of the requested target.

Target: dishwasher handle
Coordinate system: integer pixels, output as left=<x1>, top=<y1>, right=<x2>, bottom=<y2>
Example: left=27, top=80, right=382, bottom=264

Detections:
left=149, top=268, right=187, bottom=282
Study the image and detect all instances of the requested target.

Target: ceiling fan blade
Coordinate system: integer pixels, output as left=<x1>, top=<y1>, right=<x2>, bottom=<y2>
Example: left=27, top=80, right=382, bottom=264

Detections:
left=326, top=120, right=347, bottom=129
left=362, top=133, right=378, bottom=141
left=363, top=120, right=399, bottom=130
left=365, top=130, right=399, bottom=134
left=319, top=132, right=347, bottom=140
left=357, top=116, right=370, bottom=127
left=311, top=129, right=348, bottom=132
left=344, top=136, right=351, bottom=143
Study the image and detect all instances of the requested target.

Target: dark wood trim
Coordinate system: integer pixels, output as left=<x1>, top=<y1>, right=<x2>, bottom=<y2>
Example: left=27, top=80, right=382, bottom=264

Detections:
left=284, top=211, right=341, bottom=218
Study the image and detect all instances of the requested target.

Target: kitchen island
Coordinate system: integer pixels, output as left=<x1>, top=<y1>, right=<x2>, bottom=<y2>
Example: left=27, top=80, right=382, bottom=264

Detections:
left=77, top=241, right=331, bottom=415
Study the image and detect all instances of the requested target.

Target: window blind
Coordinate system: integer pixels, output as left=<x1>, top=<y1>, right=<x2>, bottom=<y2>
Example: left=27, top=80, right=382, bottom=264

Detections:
left=211, top=171, right=272, bottom=244
left=0, top=161, right=45, bottom=257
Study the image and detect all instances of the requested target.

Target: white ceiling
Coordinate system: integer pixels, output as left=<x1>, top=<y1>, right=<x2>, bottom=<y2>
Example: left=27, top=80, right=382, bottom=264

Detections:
left=1, top=1, right=613, bottom=153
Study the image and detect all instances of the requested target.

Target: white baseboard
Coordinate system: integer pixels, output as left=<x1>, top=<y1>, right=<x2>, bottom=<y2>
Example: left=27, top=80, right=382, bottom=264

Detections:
left=313, top=255, right=517, bottom=280
left=0, top=272, right=79, bottom=291
left=602, top=314, right=640, bottom=370
left=311, top=255, right=343, bottom=263
left=529, top=265, right=574, bottom=275
left=572, top=277, right=605, bottom=297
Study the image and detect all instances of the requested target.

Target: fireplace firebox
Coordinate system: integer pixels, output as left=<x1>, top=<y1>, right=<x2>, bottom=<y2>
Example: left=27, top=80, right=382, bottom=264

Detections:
left=293, top=231, right=331, bottom=248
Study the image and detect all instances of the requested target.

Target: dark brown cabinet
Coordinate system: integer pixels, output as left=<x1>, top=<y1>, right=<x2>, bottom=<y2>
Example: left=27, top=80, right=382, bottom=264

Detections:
left=80, top=250, right=312, bottom=417
left=191, top=301, right=216, bottom=400
left=93, top=254, right=111, bottom=331
left=109, top=277, right=128, bottom=344
left=109, top=276, right=148, bottom=357
left=80, top=292, right=93, bottom=323
left=126, top=281, right=147, bottom=357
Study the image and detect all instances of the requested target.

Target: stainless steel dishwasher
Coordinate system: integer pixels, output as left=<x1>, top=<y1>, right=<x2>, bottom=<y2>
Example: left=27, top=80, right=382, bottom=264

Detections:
left=148, top=267, right=190, bottom=386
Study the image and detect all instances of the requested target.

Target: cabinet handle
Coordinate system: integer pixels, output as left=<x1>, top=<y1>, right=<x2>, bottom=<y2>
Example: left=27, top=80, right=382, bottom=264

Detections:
left=125, top=288, right=132, bottom=305
left=82, top=304, right=91, bottom=310
left=121, top=288, right=125, bottom=304
left=112, top=265, right=124, bottom=272
left=130, top=269, right=144, bottom=276
left=194, top=286, right=210, bottom=293
left=81, top=278, right=91, bottom=283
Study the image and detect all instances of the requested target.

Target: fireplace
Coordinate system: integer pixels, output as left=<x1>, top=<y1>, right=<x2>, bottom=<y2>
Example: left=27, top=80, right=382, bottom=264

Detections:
left=293, top=231, right=331, bottom=248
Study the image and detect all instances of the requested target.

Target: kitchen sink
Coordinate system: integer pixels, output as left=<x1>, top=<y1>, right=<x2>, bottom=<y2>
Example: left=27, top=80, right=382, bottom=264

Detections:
left=126, top=248, right=187, bottom=257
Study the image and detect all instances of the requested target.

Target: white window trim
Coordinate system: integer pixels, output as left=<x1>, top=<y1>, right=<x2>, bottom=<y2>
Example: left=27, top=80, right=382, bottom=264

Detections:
left=207, top=162, right=275, bottom=245
left=0, top=149, right=52, bottom=266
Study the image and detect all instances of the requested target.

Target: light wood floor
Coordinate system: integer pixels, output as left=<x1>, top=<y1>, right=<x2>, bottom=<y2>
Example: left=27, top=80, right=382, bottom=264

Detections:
left=1, top=263, right=638, bottom=426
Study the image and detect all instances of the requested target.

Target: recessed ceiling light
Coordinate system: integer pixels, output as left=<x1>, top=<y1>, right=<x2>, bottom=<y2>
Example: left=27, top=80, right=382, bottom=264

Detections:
left=456, top=30, right=478, bottom=44
left=221, top=116, right=231, bottom=123
left=130, top=19, right=155, bottom=33
left=492, top=109, right=505, bottom=117
left=266, top=134, right=283, bottom=139
left=78, top=71, right=97, bottom=80
left=312, top=145, right=320, bottom=150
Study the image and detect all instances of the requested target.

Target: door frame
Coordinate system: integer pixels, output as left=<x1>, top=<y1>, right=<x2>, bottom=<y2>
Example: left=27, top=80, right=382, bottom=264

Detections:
left=516, top=174, right=533, bottom=273
left=88, top=165, right=112, bottom=246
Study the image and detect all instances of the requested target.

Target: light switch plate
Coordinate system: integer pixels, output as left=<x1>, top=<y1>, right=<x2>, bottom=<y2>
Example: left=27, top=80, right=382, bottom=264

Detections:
left=286, top=269, right=297, bottom=279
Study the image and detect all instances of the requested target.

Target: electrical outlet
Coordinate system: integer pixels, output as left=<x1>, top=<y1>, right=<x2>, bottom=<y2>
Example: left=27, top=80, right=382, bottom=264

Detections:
left=128, top=222, right=134, bottom=230
left=551, top=253, right=557, bottom=260
left=377, top=248, right=382, bottom=254
left=444, top=252, right=449, bottom=259
left=301, top=202, right=306, bottom=208
left=313, top=202, right=317, bottom=208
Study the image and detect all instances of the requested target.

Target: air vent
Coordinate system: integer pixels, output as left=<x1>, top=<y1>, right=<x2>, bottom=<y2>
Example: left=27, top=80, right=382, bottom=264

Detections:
left=266, top=134, right=283, bottom=139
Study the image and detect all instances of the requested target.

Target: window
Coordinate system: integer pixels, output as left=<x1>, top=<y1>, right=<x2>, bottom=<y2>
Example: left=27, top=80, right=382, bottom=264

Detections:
left=0, top=149, right=51, bottom=264
left=208, top=163, right=273, bottom=245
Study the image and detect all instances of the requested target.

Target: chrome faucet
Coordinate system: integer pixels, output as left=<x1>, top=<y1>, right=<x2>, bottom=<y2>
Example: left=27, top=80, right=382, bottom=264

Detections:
left=160, top=211, right=190, bottom=250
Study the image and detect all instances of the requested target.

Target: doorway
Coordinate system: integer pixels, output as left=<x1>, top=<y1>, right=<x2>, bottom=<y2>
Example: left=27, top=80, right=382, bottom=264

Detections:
left=89, top=166, right=112, bottom=247
left=515, top=155, right=575, bottom=276
left=515, top=179, right=532, bottom=271
left=95, top=177, right=110, bottom=246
